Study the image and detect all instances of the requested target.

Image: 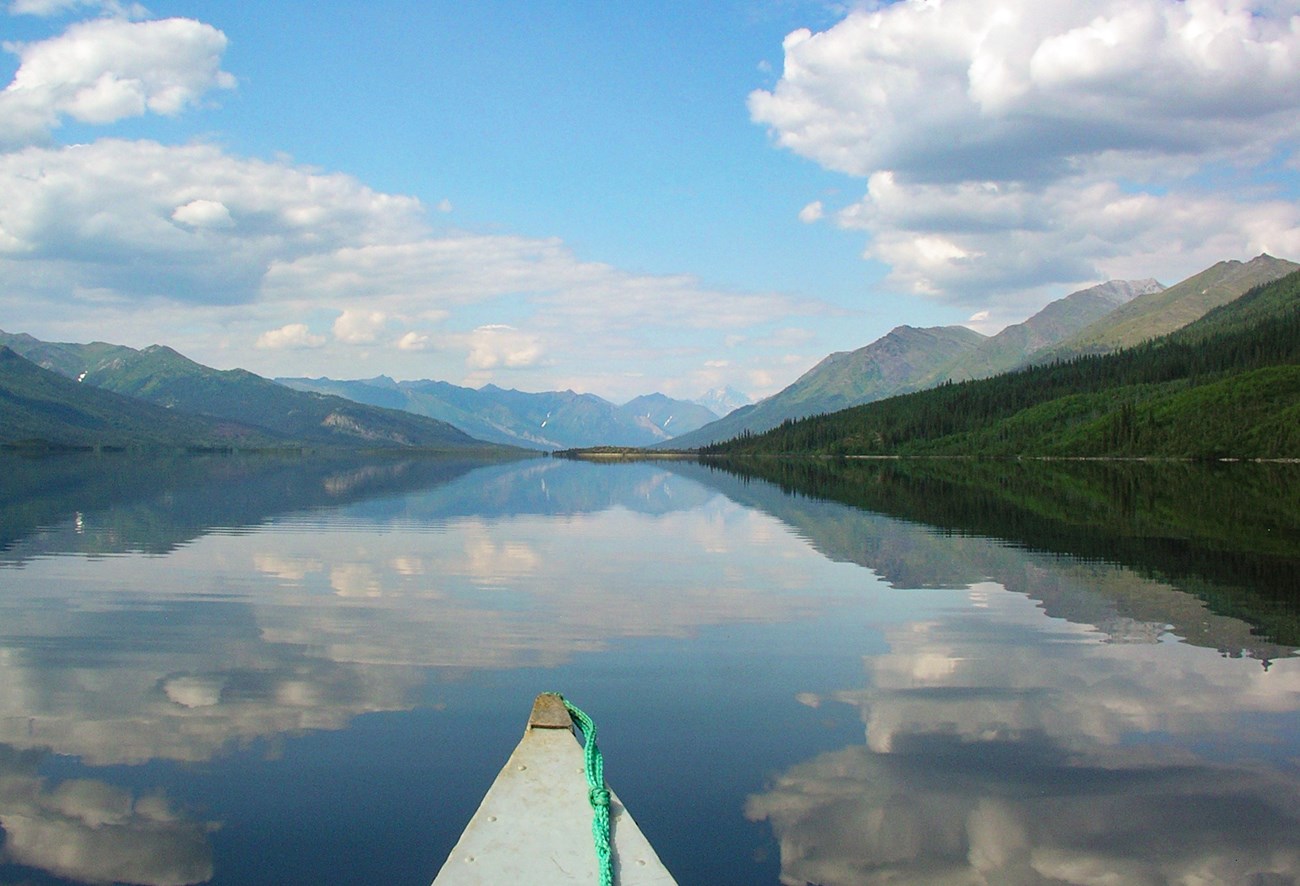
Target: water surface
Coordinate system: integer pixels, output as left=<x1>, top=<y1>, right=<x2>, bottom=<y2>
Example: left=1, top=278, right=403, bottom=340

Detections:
left=0, top=454, right=1296, bottom=885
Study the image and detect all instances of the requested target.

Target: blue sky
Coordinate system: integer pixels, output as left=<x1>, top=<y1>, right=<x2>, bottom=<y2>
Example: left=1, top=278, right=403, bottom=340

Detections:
left=3, top=1, right=1299, bottom=402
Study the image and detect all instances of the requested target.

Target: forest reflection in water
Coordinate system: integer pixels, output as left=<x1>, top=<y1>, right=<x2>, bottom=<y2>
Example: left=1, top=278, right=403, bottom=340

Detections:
left=694, top=456, right=1300, bottom=885
left=0, top=453, right=1296, bottom=885
left=697, top=455, right=1300, bottom=655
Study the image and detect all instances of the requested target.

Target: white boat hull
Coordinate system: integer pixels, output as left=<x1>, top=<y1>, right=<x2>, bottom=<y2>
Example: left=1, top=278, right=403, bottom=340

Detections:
left=432, top=694, right=677, bottom=885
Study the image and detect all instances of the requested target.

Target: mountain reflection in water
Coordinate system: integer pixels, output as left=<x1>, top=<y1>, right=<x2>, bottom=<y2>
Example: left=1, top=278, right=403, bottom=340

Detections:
left=694, top=457, right=1300, bottom=885
left=0, top=453, right=1296, bottom=885
left=687, top=457, right=1300, bottom=658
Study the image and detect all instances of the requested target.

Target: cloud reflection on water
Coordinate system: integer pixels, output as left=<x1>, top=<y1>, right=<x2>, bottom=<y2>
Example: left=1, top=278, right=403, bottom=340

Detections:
left=0, top=468, right=837, bottom=770
left=2, top=457, right=1298, bottom=885
left=746, top=586, right=1300, bottom=886
left=0, top=749, right=213, bottom=886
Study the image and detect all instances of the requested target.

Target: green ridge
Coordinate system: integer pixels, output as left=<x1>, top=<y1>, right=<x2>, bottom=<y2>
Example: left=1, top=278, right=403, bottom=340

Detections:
left=704, top=269, right=1300, bottom=459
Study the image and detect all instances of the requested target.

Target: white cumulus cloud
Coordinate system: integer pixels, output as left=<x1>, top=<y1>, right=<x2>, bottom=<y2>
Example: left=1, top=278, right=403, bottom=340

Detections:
left=396, top=330, right=430, bottom=351
left=750, top=0, right=1300, bottom=307
left=465, top=324, right=542, bottom=370
left=751, top=0, right=1300, bottom=182
left=0, top=17, right=236, bottom=148
left=171, top=198, right=233, bottom=229
left=255, top=324, right=325, bottom=350
left=841, top=173, right=1300, bottom=312
left=0, top=139, right=426, bottom=303
left=333, top=309, right=387, bottom=344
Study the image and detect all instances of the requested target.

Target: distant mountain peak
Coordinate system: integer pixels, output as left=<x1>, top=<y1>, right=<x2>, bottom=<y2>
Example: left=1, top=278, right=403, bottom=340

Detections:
left=278, top=376, right=722, bottom=449
left=1085, top=278, right=1165, bottom=303
left=1033, top=254, right=1300, bottom=362
left=693, top=386, right=752, bottom=418
left=979, top=278, right=1167, bottom=358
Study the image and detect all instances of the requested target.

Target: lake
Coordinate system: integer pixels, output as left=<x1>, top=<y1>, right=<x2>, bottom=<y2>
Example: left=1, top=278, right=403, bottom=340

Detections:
left=1, top=453, right=1297, bottom=885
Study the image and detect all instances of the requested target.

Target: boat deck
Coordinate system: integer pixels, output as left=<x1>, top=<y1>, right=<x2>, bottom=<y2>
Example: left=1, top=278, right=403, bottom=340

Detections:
left=432, top=693, right=677, bottom=884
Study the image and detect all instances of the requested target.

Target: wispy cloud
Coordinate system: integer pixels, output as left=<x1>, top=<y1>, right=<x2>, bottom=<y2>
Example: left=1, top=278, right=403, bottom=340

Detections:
left=0, top=134, right=821, bottom=394
left=8, top=0, right=148, bottom=17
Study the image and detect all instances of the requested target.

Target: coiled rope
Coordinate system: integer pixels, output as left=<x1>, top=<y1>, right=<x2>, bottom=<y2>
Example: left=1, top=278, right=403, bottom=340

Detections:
left=554, top=694, right=614, bottom=886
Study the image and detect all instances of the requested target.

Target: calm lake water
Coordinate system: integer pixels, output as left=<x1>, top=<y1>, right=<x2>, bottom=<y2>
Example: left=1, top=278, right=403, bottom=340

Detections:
left=1, top=453, right=1297, bottom=885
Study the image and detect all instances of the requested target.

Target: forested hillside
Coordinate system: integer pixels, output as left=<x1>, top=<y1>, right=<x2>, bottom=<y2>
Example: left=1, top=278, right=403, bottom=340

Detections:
left=666, top=325, right=988, bottom=449
left=1029, top=254, right=1298, bottom=363
left=0, top=346, right=273, bottom=449
left=702, top=270, right=1300, bottom=459
left=0, top=336, right=515, bottom=452
left=667, top=278, right=1159, bottom=449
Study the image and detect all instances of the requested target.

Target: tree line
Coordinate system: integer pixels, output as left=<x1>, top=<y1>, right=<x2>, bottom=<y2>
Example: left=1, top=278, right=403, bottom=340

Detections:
left=702, top=271, right=1300, bottom=459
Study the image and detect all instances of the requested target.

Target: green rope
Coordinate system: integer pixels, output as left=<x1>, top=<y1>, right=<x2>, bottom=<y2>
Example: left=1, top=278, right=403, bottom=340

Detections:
left=554, top=694, right=614, bottom=886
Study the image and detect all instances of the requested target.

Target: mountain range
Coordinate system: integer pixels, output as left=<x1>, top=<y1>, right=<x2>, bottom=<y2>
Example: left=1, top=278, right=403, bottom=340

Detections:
left=1026, top=254, right=1300, bottom=364
left=669, top=255, right=1296, bottom=448
left=274, top=376, right=726, bottom=450
left=4, top=253, right=1295, bottom=453
left=703, top=263, right=1300, bottom=459
left=0, top=334, right=504, bottom=452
